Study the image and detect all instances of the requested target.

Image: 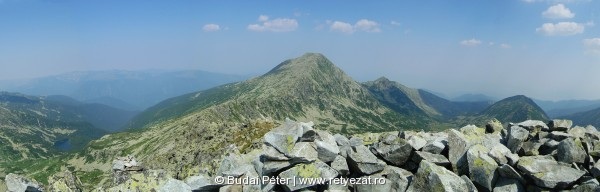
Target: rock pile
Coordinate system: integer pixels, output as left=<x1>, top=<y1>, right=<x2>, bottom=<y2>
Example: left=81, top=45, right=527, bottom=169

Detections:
left=198, top=118, right=600, bottom=191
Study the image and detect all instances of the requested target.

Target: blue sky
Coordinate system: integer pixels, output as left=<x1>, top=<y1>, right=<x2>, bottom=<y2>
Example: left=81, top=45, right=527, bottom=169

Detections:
left=1, top=0, right=599, bottom=100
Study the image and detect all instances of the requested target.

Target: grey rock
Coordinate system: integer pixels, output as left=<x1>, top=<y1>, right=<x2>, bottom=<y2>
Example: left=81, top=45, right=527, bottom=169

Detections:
left=412, top=151, right=450, bottom=167
left=331, top=155, right=349, bottom=176
left=406, top=160, right=468, bottom=192
left=347, top=145, right=386, bottom=175
left=467, top=144, right=499, bottom=192
left=315, top=130, right=340, bottom=163
left=5, top=173, right=43, bottom=192
left=493, top=178, right=525, bottom=192
left=381, top=166, right=411, bottom=192
left=486, top=118, right=504, bottom=134
left=354, top=175, right=392, bottom=192
left=548, top=119, right=572, bottom=131
left=349, top=137, right=364, bottom=147
left=568, top=126, right=587, bottom=139
left=262, top=161, right=292, bottom=176
left=158, top=178, right=192, bottom=192
left=278, top=161, right=338, bottom=191
left=371, top=137, right=413, bottom=166
left=516, top=120, right=549, bottom=131
left=488, top=144, right=519, bottom=166
left=516, top=155, right=585, bottom=189
left=591, top=159, right=600, bottom=178
left=290, top=142, right=319, bottom=162
left=422, top=140, right=446, bottom=154
left=461, top=175, right=478, bottom=192
left=497, top=164, right=525, bottom=184
left=185, top=175, right=211, bottom=190
left=263, top=119, right=305, bottom=155
left=507, top=126, right=529, bottom=153
left=448, top=129, right=472, bottom=175
left=556, top=138, right=586, bottom=164
left=262, top=145, right=289, bottom=161
left=521, top=140, right=545, bottom=156
left=333, top=134, right=350, bottom=146
left=406, top=135, right=427, bottom=151
left=549, top=131, right=572, bottom=141
left=47, top=170, right=84, bottom=192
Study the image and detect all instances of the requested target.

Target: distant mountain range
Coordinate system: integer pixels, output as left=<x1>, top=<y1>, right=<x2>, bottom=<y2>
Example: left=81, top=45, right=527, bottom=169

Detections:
left=0, top=70, right=247, bottom=110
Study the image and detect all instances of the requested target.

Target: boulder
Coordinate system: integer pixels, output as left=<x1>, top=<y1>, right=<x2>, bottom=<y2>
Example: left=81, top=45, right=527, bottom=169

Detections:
left=370, top=137, right=413, bottom=166
left=516, top=120, right=548, bottom=132
left=289, top=142, right=319, bottom=162
left=467, top=144, right=499, bottom=191
left=406, top=135, right=427, bottom=151
left=486, top=118, right=504, bottom=134
left=278, top=161, right=338, bottom=191
left=353, top=175, right=392, bottom=192
left=411, top=151, right=450, bottom=167
left=568, top=126, right=587, bottom=139
left=520, top=139, right=545, bottom=156
left=493, top=177, right=525, bottom=192
left=549, top=131, right=572, bottom=141
left=448, top=129, right=472, bottom=175
left=461, top=175, right=478, bottom=192
left=507, top=126, right=529, bottom=153
left=422, top=140, right=446, bottom=154
left=185, top=175, right=211, bottom=190
left=548, top=119, right=572, bottom=131
left=331, top=155, right=349, bottom=176
left=47, top=170, right=84, bottom=192
left=406, top=160, right=468, bottom=192
left=315, top=130, right=340, bottom=163
left=333, top=134, right=350, bottom=146
left=497, top=164, right=525, bottom=184
left=263, top=119, right=306, bottom=155
left=556, top=138, right=586, bottom=164
left=381, top=166, right=411, bottom=192
left=488, top=144, right=519, bottom=166
left=347, top=145, right=387, bottom=175
left=5, top=173, right=43, bottom=192
left=158, top=178, right=191, bottom=192
left=516, top=156, right=585, bottom=189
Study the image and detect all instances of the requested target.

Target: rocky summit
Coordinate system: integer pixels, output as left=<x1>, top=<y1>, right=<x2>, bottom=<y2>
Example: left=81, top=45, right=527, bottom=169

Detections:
left=7, top=118, right=600, bottom=191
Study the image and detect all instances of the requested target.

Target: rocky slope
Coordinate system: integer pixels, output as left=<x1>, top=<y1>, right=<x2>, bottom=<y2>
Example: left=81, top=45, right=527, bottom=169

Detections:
left=7, top=118, right=600, bottom=191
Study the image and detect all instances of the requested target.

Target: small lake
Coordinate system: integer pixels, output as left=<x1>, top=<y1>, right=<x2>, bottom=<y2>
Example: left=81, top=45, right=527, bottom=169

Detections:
left=54, top=139, right=72, bottom=151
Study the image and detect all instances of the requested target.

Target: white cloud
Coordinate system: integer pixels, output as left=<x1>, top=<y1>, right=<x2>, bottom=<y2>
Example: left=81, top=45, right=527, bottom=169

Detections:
left=330, top=21, right=354, bottom=34
left=202, top=24, right=221, bottom=32
left=247, top=15, right=298, bottom=32
left=542, top=4, right=575, bottom=19
left=329, top=19, right=381, bottom=34
left=355, top=19, right=381, bottom=32
left=390, top=20, right=401, bottom=26
left=536, top=22, right=585, bottom=36
left=460, top=38, right=482, bottom=47
left=583, top=38, right=600, bottom=55
left=258, top=15, right=269, bottom=22
left=523, top=0, right=590, bottom=3
left=500, top=43, right=512, bottom=49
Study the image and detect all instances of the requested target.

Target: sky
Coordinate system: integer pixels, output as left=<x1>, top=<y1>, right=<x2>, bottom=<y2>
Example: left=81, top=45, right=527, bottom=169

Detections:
left=0, top=0, right=599, bottom=100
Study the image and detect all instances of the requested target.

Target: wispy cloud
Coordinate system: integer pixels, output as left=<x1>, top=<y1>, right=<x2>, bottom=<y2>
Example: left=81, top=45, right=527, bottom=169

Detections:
left=248, top=15, right=298, bottom=32
left=523, top=0, right=591, bottom=3
left=328, top=19, right=381, bottom=34
left=542, top=4, right=575, bottom=19
left=390, top=20, right=401, bottom=26
left=536, top=22, right=585, bottom=36
left=202, top=24, right=221, bottom=32
left=460, top=38, right=482, bottom=47
left=583, top=38, right=600, bottom=55
left=500, top=43, right=512, bottom=49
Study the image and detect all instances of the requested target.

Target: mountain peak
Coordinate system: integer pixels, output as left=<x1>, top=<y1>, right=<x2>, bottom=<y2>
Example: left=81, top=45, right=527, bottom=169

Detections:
left=266, top=52, right=336, bottom=76
left=481, top=95, right=548, bottom=123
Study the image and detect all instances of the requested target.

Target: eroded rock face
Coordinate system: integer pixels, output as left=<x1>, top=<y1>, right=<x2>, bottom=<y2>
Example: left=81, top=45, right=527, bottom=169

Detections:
left=47, top=170, right=84, bottom=192
left=516, top=156, right=585, bottom=189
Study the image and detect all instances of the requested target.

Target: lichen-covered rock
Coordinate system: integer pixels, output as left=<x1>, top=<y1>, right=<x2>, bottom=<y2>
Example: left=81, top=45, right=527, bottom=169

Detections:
left=497, top=164, right=525, bottom=184
left=278, top=161, right=338, bottom=191
left=290, top=142, right=319, bottom=162
left=548, top=119, right=572, bottom=131
left=185, top=175, right=210, bottom=190
left=47, top=170, right=83, bottom=192
left=448, top=129, right=472, bottom=175
left=467, top=144, right=499, bottom=191
left=556, top=138, right=586, bottom=164
left=406, top=135, right=427, bottom=151
left=488, top=144, right=519, bottom=166
left=348, top=145, right=386, bottom=175
left=507, top=126, right=529, bottom=153
left=370, top=136, right=413, bottom=166
left=516, top=120, right=549, bottom=132
left=5, top=173, right=43, bottom=192
left=412, top=151, right=450, bottom=167
left=264, top=119, right=306, bottom=155
left=486, top=118, right=504, bottom=134
left=516, top=156, right=585, bottom=189
left=158, top=178, right=191, bottom=192
left=422, top=140, right=446, bottom=154
left=461, top=175, right=478, bottom=192
left=406, top=160, right=468, bottom=192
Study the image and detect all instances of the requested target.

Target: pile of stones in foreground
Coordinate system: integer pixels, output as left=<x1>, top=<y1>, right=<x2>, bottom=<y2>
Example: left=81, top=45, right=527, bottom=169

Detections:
left=200, top=118, right=600, bottom=192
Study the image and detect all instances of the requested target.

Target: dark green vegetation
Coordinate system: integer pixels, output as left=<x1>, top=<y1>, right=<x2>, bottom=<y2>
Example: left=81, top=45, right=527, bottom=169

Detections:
left=450, top=95, right=550, bottom=126
left=0, top=92, right=134, bottom=163
left=561, top=107, right=600, bottom=128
